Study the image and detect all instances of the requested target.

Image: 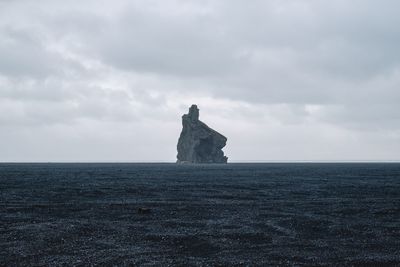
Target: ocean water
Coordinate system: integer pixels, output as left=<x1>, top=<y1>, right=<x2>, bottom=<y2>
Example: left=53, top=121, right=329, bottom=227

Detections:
left=1, top=163, right=399, bottom=266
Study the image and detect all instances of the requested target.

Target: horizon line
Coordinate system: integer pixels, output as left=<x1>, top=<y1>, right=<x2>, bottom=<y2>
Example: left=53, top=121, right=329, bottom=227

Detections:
left=1, top=160, right=400, bottom=164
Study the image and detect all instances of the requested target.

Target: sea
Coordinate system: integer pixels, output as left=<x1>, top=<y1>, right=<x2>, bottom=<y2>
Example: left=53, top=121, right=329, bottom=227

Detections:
left=1, top=163, right=399, bottom=266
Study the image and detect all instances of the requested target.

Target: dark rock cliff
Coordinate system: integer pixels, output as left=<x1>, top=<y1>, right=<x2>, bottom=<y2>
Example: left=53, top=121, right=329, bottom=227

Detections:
left=177, top=105, right=228, bottom=163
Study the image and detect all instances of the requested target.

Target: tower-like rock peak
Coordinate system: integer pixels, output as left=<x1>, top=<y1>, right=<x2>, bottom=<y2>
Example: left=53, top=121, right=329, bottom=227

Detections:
left=188, top=104, right=199, bottom=121
left=177, top=105, right=228, bottom=163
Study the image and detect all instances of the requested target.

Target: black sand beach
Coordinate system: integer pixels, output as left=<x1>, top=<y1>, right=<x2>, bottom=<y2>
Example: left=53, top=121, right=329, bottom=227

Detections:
left=1, top=163, right=399, bottom=266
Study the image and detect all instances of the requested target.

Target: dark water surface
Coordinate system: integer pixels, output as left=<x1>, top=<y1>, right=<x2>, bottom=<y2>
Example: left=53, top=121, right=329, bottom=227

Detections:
left=1, top=163, right=400, bottom=266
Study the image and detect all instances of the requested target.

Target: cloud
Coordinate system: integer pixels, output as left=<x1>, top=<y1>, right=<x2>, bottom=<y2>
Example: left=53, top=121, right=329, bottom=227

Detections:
left=0, top=27, right=58, bottom=77
left=0, top=0, right=399, bottom=161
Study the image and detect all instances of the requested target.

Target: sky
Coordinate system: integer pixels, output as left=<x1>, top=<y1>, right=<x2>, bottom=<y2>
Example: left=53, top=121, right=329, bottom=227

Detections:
left=0, top=0, right=400, bottom=162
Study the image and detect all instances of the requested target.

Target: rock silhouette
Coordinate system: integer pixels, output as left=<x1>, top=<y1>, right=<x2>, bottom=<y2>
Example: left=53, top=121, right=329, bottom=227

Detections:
left=177, top=105, right=228, bottom=163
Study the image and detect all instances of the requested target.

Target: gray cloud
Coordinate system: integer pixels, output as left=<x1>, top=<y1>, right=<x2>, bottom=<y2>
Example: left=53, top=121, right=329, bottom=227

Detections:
left=0, top=27, right=58, bottom=77
left=0, top=0, right=399, bottom=161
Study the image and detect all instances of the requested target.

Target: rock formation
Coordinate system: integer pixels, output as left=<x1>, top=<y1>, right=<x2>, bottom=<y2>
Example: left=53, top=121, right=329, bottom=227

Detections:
left=177, top=105, right=228, bottom=163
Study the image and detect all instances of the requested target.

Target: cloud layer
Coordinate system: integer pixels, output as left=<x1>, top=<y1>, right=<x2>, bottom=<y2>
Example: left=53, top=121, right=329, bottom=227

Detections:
left=1, top=0, right=399, bottom=161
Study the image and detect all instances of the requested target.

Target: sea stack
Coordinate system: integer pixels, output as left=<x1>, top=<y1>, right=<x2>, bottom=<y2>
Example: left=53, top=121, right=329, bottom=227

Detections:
left=177, top=105, right=228, bottom=163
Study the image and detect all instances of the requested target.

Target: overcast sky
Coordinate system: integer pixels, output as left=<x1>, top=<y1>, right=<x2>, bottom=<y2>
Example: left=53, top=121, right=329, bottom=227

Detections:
left=1, top=0, right=399, bottom=162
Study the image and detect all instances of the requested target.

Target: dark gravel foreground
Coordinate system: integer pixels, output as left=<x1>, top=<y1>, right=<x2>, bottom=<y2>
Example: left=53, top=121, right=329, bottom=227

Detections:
left=1, top=163, right=400, bottom=266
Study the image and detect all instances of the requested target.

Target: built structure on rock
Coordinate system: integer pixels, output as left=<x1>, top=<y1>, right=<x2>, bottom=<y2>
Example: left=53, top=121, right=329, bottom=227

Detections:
left=177, top=105, right=228, bottom=163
